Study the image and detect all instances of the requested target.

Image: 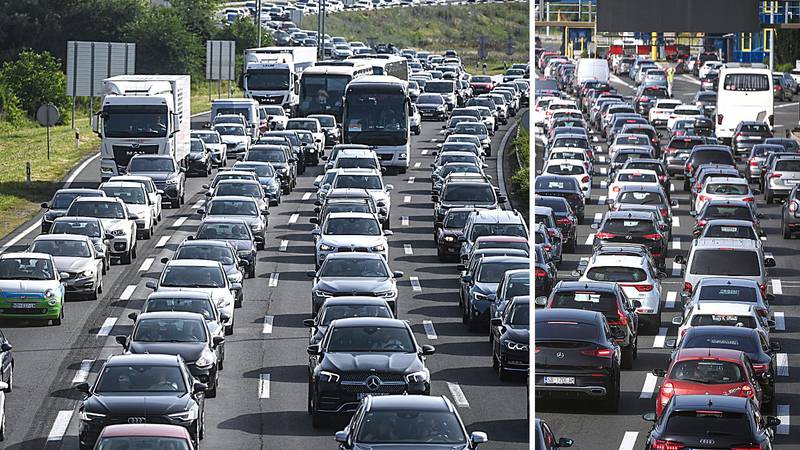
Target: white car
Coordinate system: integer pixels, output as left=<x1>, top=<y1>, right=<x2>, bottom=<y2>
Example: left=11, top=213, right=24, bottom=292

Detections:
left=542, top=159, right=591, bottom=199
left=100, top=181, right=156, bottom=239
left=607, top=169, right=660, bottom=203
left=666, top=105, right=705, bottom=130
left=214, top=123, right=251, bottom=160
left=543, top=100, right=579, bottom=128
left=331, top=149, right=381, bottom=171
left=673, top=302, right=770, bottom=346
left=313, top=212, right=392, bottom=268
left=261, top=106, right=288, bottom=130
left=578, top=253, right=664, bottom=332
left=29, top=234, right=104, bottom=300
left=191, top=130, right=227, bottom=167
left=698, top=61, right=724, bottom=80
left=648, top=99, right=682, bottom=127
left=65, top=197, right=138, bottom=264
left=287, top=118, right=325, bottom=153
left=693, top=176, right=754, bottom=213
left=533, top=96, right=559, bottom=127
left=146, top=260, right=238, bottom=335
left=331, top=168, right=393, bottom=225
left=108, top=175, right=163, bottom=224
left=409, top=103, right=421, bottom=135
left=546, top=148, right=593, bottom=175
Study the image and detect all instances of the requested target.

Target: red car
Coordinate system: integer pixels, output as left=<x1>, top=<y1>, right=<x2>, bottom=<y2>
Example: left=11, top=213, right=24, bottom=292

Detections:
left=93, top=424, right=194, bottom=450
left=651, top=348, right=763, bottom=417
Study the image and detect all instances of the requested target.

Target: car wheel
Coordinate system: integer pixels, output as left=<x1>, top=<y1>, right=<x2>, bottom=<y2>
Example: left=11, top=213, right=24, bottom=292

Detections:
left=206, top=376, right=217, bottom=398
left=257, top=241, right=265, bottom=251
left=4, top=364, right=12, bottom=392
left=131, top=240, right=137, bottom=259
left=766, top=189, right=774, bottom=204
left=565, top=236, right=576, bottom=253
left=491, top=347, right=499, bottom=371
left=784, top=219, right=792, bottom=239
left=247, top=264, right=256, bottom=279
left=622, top=344, right=635, bottom=369
left=120, top=248, right=132, bottom=265
left=498, top=363, right=510, bottom=381
left=52, top=307, right=63, bottom=326
left=603, top=371, right=620, bottom=413
left=88, top=283, right=99, bottom=301
left=143, top=227, right=151, bottom=240
left=225, top=316, right=234, bottom=335
left=311, top=393, right=327, bottom=428
left=282, top=186, right=290, bottom=195
left=235, top=292, right=242, bottom=308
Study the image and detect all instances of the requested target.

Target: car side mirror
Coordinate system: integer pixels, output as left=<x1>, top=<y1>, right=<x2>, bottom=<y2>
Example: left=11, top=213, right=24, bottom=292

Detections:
left=202, top=184, right=210, bottom=189
left=75, top=382, right=90, bottom=394
left=157, top=189, right=165, bottom=195
left=40, top=202, right=49, bottom=209
left=757, top=212, right=765, bottom=219
left=128, top=213, right=139, bottom=220
left=334, top=431, right=349, bottom=444
left=673, top=255, right=686, bottom=265
left=115, top=335, right=128, bottom=347
left=557, top=438, right=574, bottom=448
left=383, top=230, right=393, bottom=236
left=671, top=316, right=683, bottom=325
left=651, top=368, right=666, bottom=377
left=212, top=336, right=225, bottom=347
left=105, top=233, right=115, bottom=240
left=197, top=209, right=206, bottom=216
left=385, top=184, right=394, bottom=191
left=765, top=416, right=781, bottom=429
left=665, top=338, right=678, bottom=349
left=303, top=318, right=316, bottom=327
left=230, top=282, right=242, bottom=291
left=764, top=257, right=776, bottom=268
left=145, top=281, right=157, bottom=290
left=770, top=341, right=782, bottom=352
left=193, top=382, right=208, bottom=393
left=461, top=274, right=473, bottom=283
left=642, top=412, right=657, bottom=422
left=220, top=311, right=231, bottom=322
left=311, top=229, right=320, bottom=236
left=59, top=272, right=70, bottom=281
left=420, top=344, right=436, bottom=355
left=657, top=272, right=668, bottom=279
left=306, top=270, right=317, bottom=278
left=307, top=344, right=321, bottom=355
left=0, top=343, right=11, bottom=352
left=393, top=271, right=404, bottom=278
left=128, top=312, right=138, bottom=321
left=490, top=317, right=503, bottom=327
left=160, top=257, right=169, bottom=264
left=470, top=432, right=488, bottom=446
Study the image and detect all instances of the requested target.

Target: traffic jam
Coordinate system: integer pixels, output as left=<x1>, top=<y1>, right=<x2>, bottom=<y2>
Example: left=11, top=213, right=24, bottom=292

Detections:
left=534, top=49, right=800, bottom=450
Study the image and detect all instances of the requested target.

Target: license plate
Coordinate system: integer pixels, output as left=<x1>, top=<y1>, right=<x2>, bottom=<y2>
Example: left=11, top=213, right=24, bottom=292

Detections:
left=12, top=303, right=36, bottom=309
left=787, top=179, right=800, bottom=185
left=543, top=376, right=575, bottom=385
left=357, top=392, right=390, bottom=399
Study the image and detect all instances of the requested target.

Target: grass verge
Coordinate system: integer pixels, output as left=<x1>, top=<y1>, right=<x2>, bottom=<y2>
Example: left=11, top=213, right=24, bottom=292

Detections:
left=191, top=81, right=245, bottom=115
left=509, top=126, right=530, bottom=219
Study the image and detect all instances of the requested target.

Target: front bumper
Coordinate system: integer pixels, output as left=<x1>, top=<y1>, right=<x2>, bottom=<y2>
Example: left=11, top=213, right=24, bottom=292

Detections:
left=109, top=237, right=132, bottom=256
left=315, top=378, right=428, bottom=414
left=188, top=159, right=209, bottom=174
left=63, top=276, right=97, bottom=294
left=0, top=298, right=61, bottom=320
left=159, top=184, right=180, bottom=202
left=499, top=347, right=529, bottom=371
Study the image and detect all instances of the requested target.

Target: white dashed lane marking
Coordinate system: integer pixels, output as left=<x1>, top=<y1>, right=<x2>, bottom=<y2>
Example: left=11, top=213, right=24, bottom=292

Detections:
left=259, top=373, right=271, bottom=398
left=72, top=359, right=94, bottom=383
left=288, top=213, right=299, bottom=224
left=404, top=244, right=413, bottom=255
left=414, top=162, right=421, bottom=168
left=423, top=320, right=438, bottom=339
left=408, top=176, right=415, bottom=184
left=268, top=273, right=279, bottom=287
left=192, top=199, right=204, bottom=209
left=665, top=291, right=677, bottom=309
left=155, top=236, right=170, bottom=248
left=447, top=382, right=469, bottom=407
left=302, top=192, right=312, bottom=200
left=421, top=149, right=428, bottom=155
left=584, top=234, right=595, bottom=246
left=138, top=257, right=154, bottom=272
left=47, top=410, right=74, bottom=441
left=618, top=432, right=639, bottom=450
left=262, top=315, right=274, bottom=334
left=120, top=285, right=137, bottom=301
left=410, top=276, right=421, bottom=292
left=279, top=240, right=288, bottom=252
left=672, top=238, right=680, bottom=250
left=653, top=327, right=667, bottom=348
left=671, top=262, right=682, bottom=277
left=672, top=216, right=680, bottom=227
left=173, top=216, right=187, bottom=227
left=772, top=279, right=783, bottom=295
left=593, top=212, right=603, bottom=223
left=404, top=195, right=412, bottom=203
left=775, top=312, right=786, bottom=331
left=777, top=353, right=789, bottom=376
left=639, top=373, right=657, bottom=399
left=97, top=317, right=117, bottom=336
left=401, top=216, right=409, bottom=226
left=777, top=405, right=790, bottom=435
left=597, top=195, right=606, bottom=205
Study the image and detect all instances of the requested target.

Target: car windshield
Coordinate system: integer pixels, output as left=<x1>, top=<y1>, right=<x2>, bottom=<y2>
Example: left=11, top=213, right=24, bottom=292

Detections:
left=355, top=410, right=466, bottom=444
left=193, top=133, right=220, bottom=144
left=537, top=321, right=598, bottom=340
left=439, top=154, right=479, bottom=165
left=683, top=334, right=758, bottom=353
left=128, top=158, right=174, bottom=173
left=324, top=217, right=382, bottom=235
left=51, top=220, right=101, bottom=238
left=326, top=325, right=414, bottom=352
left=31, top=240, right=91, bottom=258
left=336, top=158, right=379, bottom=169
left=454, top=123, right=485, bottom=134
left=442, top=184, right=494, bottom=203
left=618, top=172, right=657, bottom=183
left=476, top=261, right=529, bottom=283
left=0, top=257, right=54, bottom=280
left=663, top=411, right=750, bottom=439
left=470, top=223, right=527, bottom=240
left=507, top=302, right=529, bottom=325
left=144, top=298, right=215, bottom=321
left=208, top=200, right=258, bottom=216
left=617, top=191, right=663, bottom=205
left=67, top=201, right=125, bottom=219
left=418, top=94, right=443, bottom=105
left=553, top=137, right=588, bottom=148
left=215, top=183, right=262, bottom=198
left=235, top=164, right=275, bottom=177
left=214, top=125, right=245, bottom=136
left=690, top=250, right=760, bottom=276
left=313, top=116, right=335, bottom=127
left=333, top=175, right=382, bottom=189
left=161, top=266, right=226, bottom=288
left=287, top=120, right=318, bottom=132
left=97, top=437, right=191, bottom=450
left=551, top=291, right=619, bottom=319
left=190, top=140, right=205, bottom=153
left=102, top=186, right=146, bottom=205
left=441, top=165, right=481, bottom=178
left=95, top=365, right=186, bottom=393
left=176, top=245, right=235, bottom=265
left=698, top=285, right=758, bottom=303
left=602, top=219, right=656, bottom=234
left=586, top=266, right=647, bottom=282
left=197, top=223, right=251, bottom=240
left=133, top=318, right=207, bottom=343
left=707, top=183, right=748, bottom=195
left=669, top=359, right=745, bottom=384
left=444, top=211, right=471, bottom=228
left=692, top=314, right=757, bottom=329
left=51, top=192, right=88, bottom=209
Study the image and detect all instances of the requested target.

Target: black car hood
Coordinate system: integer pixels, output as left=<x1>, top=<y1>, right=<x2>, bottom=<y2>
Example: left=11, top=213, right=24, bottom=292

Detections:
left=315, top=277, right=392, bottom=293
left=224, top=239, right=255, bottom=252
left=353, top=444, right=468, bottom=450
left=129, top=342, right=207, bottom=364
left=321, top=352, right=422, bottom=374
left=85, top=392, right=191, bottom=416
left=503, top=325, right=530, bottom=343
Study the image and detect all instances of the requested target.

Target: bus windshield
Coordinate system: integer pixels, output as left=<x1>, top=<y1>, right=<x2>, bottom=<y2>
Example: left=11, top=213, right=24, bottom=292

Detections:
left=344, top=90, right=408, bottom=146
left=300, top=74, right=350, bottom=117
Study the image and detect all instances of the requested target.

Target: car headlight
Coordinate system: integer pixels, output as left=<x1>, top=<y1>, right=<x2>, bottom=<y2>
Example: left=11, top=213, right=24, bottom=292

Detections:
left=195, top=349, right=216, bottom=369
left=79, top=410, right=105, bottom=421
left=277, top=167, right=288, bottom=174
left=504, top=340, right=529, bottom=351
left=168, top=407, right=199, bottom=422
left=48, top=297, right=59, bottom=306
left=44, top=289, right=54, bottom=298
left=110, top=229, right=127, bottom=237
left=228, top=271, right=243, bottom=284
left=314, top=290, right=333, bottom=298
left=371, top=244, right=386, bottom=252
left=443, top=236, right=455, bottom=242
left=376, top=290, right=396, bottom=298
left=473, top=292, right=489, bottom=301
left=165, top=177, right=180, bottom=185
left=405, top=370, right=429, bottom=383
left=251, top=223, right=263, bottom=231
left=238, top=250, right=252, bottom=258
left=319, top=371, right=340, bottom=383
left=82, top=270, right=95, bottom=278
left=319, top=243, right=334, bottom=251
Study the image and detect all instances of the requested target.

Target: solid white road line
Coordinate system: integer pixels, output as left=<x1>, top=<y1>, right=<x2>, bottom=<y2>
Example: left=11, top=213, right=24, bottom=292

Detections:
left=671, top=262, right=682, bottom=277
left=653, top=327, right=667, bottom=348
left=120, top=285, right=137, bottom=301
left=73, top=359, right=94, bottom=383
left=408, top=176, right=415, bottom=184
left=97, top=317, right=117, bottom=336
left=665, top=291, right=677, bottom=309
left=173, top=216, right=187, bottom=228
left=584, top=233, right=595, bottom=245
left=775, top=102, right=799, bottom=109
left=404, top=195, right=412, bottom=203
left=138, top=258, right=154, bottom=272
left=775, top=312, right=786, bottom=331
left=192, top=199, right=204, bottom=209
left=262, top=315, right=274, bottom=334
left=259, top=373, right=271, bottom=398
left=618, top=431, right=639, bottom=450
left=279, top=240, right=288, bottom=252
left=598, top=155, right=607, bottom=163
left=268, top=273, right=279, bottom=287
left=670, top=183, right=675, bottom=193
left=414, top=162, right=421, bottom=168
left=155, top=236, right=170, bottom=248
left=66, top=153, right=101, bottom=186
left=47, top=410, right=74, bottom=441
left=594, top=212, right=603, bottom=223
left=777, top=405, right=790, bottom=435
left=639, top=373, right=658, bottom=399
left=672, top=216, right=680, bottom=227
left=423, top=320, right=438, bottom=340
left=404, top=244, right=413, bottom=255
left=410, top=276, right=421, bottom=292
left=672, top=238, right=680, bottom=250
left=0, top=221, right=40, bottom=254
left=773, top=279, right=783, bottom=295
left=447, top=382, right=469, bottom=407
left=288, top=213, right=299, bottom=224
left=401, top=216, right=409, bottom=226
left=302, top=192, right=312, bottom=200
left=777, top=353, right=789, bottom=376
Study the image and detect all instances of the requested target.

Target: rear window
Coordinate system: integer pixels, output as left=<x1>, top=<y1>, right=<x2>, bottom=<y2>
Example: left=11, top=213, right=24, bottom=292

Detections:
left=692, top=150, right=734, bottom=166
left=536, top=178, right=579, bottom=191
left=698, top=285, right=758, bottom=303
left=691, top=314, right=757, bottom=329
left=682, top=334, right=757, bottom=353
left=553, top=137, right=589, bottom=149
left=618, top=172, right=657, bottom=183
left=550, top=291, right=619, bottom=319
left=537, top=321, right=599, bottom=341
left=585, top=266, right=647, bottom=282
left=775, top=159, right=800, bottom=171
left=704, top=206, right=752, bottom=220
left=536, top=197, right=569, bottom=213
left=740, top=124, right=770, bottom=133
left=617, top=191, right=663, bottom=205
left=626, top=163, right=664, bottom=175
left=602, top=219, right=656, bottom=234
left=723, top=73, right=770, bottom=92
left=546, top=163, right=585, bottom=176
left=615, top=135, right=650, bottom=146
left=690, top=249, right=760, bottom=276
left=706, top=183, right=749, bottom=195
left=703, top=224, right=757, bottom=240
left=669, top=138, right=703, bottom=150
left=614, top=152, right=648, bottom=165
left=668, top=360, right=745, bottom=384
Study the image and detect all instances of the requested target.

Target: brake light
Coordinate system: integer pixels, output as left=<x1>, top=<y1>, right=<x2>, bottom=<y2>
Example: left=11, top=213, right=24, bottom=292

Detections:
left=610, top=308, right=628, bottom=326
left=743, top=197, right=754, bottom=202
left=717, top=113, right=724, bottom=125
left=675, top=130, right=685, bottom=136
left=612, top=186, right=621, bottom=192
left=686, top=163, right=693, bottom=174
left=759, top=283, right=766, bottom=297
left=633, top=284, right=654, bottom=292
left=594, top=232, right=616, bottom=239
left=543, top=244, right=552, bottom=252
left=697, top=219, right=707, bottom=228
left=749, top=159, right=758, bottom=167
left=739, top=384, right=754, bottom=398
left=547, top=229, right=557, bottom=238
left=535, top=268, right=547, bottom=278
left=731, top=446, right=764, bottom=450
left=751, top=364, right=768, bottom=374
left=684, top=282, right=693, bottom=294
left=652, top=440, right=684, bottom=450
left=698, top=194, right=709, bottom=202
left=734, top=132, right=741, bottom=141
left=770, top=172, right=783, bottom=178
left=660, top=208, right=669, bottom=217
left=581, top=175, right=590, bottom=183
left=790, top=201, right=798, bottom=212
left=580, top=348, right=613, bottom=357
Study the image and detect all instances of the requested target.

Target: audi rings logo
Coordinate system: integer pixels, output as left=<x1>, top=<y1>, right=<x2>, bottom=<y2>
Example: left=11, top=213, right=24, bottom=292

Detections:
left=127, top=417, right=146, bottom=424
left=699, top=438, right=715, bottom=446
left=365, top=375, right=382, bottom=391
left=556, top=352, right=565, bottom=359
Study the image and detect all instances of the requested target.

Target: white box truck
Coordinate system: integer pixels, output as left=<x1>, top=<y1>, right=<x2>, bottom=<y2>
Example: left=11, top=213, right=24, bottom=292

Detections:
left=92, top=75, right=191, bottom=182
left=241, top=46, right=317, bottom=114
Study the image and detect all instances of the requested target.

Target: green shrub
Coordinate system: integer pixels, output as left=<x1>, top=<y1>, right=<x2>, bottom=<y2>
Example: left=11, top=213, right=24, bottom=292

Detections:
left=0, top=50, right=70, bottom=120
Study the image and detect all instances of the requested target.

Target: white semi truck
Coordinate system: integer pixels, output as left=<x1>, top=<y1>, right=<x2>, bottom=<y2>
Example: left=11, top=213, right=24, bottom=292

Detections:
left=241, top=46, right=317, bottom=114
left=92, top=75, right=191, bottom=182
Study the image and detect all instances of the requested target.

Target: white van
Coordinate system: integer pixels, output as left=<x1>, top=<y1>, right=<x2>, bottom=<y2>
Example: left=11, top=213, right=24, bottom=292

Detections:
left=210, top=99, right=260, bottom=139
left=715, top=63, right=773, bottom=142
left=575, top=58, right=610, bottom=86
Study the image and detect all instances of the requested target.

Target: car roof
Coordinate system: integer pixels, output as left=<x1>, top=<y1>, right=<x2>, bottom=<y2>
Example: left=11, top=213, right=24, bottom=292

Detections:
left=33, top=233, right=90, bottom=242
left=617, top=184, right=663, bottom=193
left=52, top=216, right=101, bottom=223
left=475, top=235, right=528, bottom=243
left=326, top=212, right=377, bottom=220
left=478, top=255, right=529, bottom=264
left=55, top=188, right=104, bottom=194
left=668, top=394, right=749, bottom=412
left=106, top=353, right=181, bottom=366
left=137, top=311, right=207, bottom=321
left=99, top=424, right=191, bottom=439
left=693, top=238, right=760, bottom=250
left=703, top=219, right=755, bottom=227
left=177, top=239, right=230, bottom=248
left=605, top=210, right=655, bottom=220
left=1, top=252, right=52, bottom=260
left=331, top=317, right=407, bottom=328
left=367, top=395, right=453, bottom=412
left=324, top=252, right=384, bottom=261
left=166, top=259, right=220, bottom=268
left=536, top=308, right=602, bottom=323
left=555, top=280, right=618, bottom=292
left=703, top=177, right=748, bottom=184
left=101, top=181, right=146, bottom=189
left=72, top=196, right=122, bottom=203
left=208, top=195, right=257, bottom=203
left=470, top=209, right=524, bottom=223
left=691, top=302, right=754, bottom=314
left=146, top=291, right=212, bottom=300
left=674, top=347, right=745, bottom=361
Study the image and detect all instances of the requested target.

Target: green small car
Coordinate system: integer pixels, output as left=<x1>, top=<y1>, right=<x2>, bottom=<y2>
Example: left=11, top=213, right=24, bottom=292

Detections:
left=0, top=253, right=66, bottom=325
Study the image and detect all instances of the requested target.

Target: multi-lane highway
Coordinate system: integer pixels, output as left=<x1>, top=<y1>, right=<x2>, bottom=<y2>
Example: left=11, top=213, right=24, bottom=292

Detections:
left=535, top=73, right=800, bottom=449
left=0, top=109, right=528, bottom=449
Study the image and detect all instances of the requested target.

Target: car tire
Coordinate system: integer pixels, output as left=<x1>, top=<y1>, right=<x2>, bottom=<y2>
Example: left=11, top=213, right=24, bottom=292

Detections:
left=52, top=308, right=63, bottom=326
left=622, top=344, right=635, bottom=369
left=206, top=377, right=218, bottom=398
left=766, top=189, right=774, bottom=204
left=499, top=363, right=511, bottom=381
left=120, top=248, right=132, bottom=265
left=282, top=186, right=290, bottom=195
left=142, top=227, right=151, bottom=240
left=784, top=220, right=792, bottom=239
left=603, top=371, right=620, bottom=413
left=235, top=293, right=242, bottom=308
left=225, top=316, right=234, bottom=335
left=0, top=411, right=5, bottom=441
left=131, top=241, right=137, bottom=260
left=565, top=236, right=577, bottom=253
left=4, top=364, right=12, bottom=393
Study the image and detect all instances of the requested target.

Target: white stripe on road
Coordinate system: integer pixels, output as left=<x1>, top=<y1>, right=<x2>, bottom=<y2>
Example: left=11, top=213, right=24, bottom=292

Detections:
left=288, top=213, right=299, bottom=224
left=401, top=216, right=409, bottom=226
left=584, top=233, right=595, bottom=245
left=47, top=410, right=74, bottom=441
left=155, top=235, right=170, bottom=248
left=618, top=431, right=639, bottom=450
left=259, top=373, right=271, bottom=398
left=423, top=320, right=438, bottom=339
left=268, top=273, right=279, bottom=287
left=665, top=291, right=677, bottom=309
left=97, top=317, right=117, bottom=336
left=67, top=153, right=101, bottom=185
left=777, top=405, right=790, bottom=435
left=138, top=258, right=154, bottom=272
left=672, top=238, right=680, bottom=250
left=404, top=195, right=412, bottom=203
left=173, top=216, right=187, bottom=227
left=262, top=315, right=274, bottom=334
left=599, top=167, right=608, bottom=175
left=598, top=155, right=607, bottom=163
left=302, top=192, right=312, bottom=200
left=775, top=102, right=799, bottom=109
left=279, top=240, right=288, bottom=252
left=672, top=216, right=680, bottom=227
left=777, top=353, right=789, bottom=376
left=775, top=311, right=786, bottom=331
left=773, top=279, right=783, bottom=295
left=414, top=162, right=421, bottom=169
left=408, top=176, right=415, bottom=184
left=120, top=285, right=137, bottom=301
left=410, top=276, right=421, bottom=291
left=610, top=74, right=634, bottom=90
left=72, top=359, right=94, bottom=383
left=594, top=212, right=603, bottom=223
left=653, top=327, right=667, bottom=348
left=192, top=199, right=204, bottom=209
left=447, top=382, right=469, bottom=407
left=680, top=74, right=702, bottom=85
left=600, top=180, right=607, bottom=189
left=598, top=196, right=606, bottom=204
left=404, top=244, right=413, bottom=255
left=639, top=373, right=658, bottom=399
left=671, top=262, right=682, bottom=277
left=421, top=149, right=428, bottom=155
left=670, top=183, right=675, bottom=193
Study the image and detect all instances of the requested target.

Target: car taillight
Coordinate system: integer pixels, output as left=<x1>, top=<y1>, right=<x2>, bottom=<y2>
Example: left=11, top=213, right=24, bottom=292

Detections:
left=739, top=384, right=754, bottom=398
left=698, top=194, right=709, bottom=202
left=717, top=113, right=724, bottom=125
left=652, top=440, right=684, bottom=450
left=684, top=282, right=693, bottom=294
left=675, top=130, right=685, bottom=136
left=642, top=233, right=662, bottom=241
left=751, top=364, right=768, bottom=373
left=732, top=447, right=765, bottom=450
left=743, top=197, right=754, bottom=202
left=789, top=201, right=798, bottom=212
left=734, top=132, right=741, bottom=141
left=580, top=348, right=613, bottom=357
left=775, top=85, right=783, bottom=91
left=535, top=268, right=547, bottom=278
left=544, top=244, right=552, bottom=252
left=557, top=217, right=572, bottom=226
left=659, top=381, right=674, bottom=403
left=581, top=175, right=590, bottom=183
left=770, top=172, right=782, bottom=178
left=610, top=308, right=628, bottom=326
left=697, top=219, right=707, bottom=228
left=660, top=208, right=668, bottom=217
left=749, top=159, right=758, bottom=167
left=686, top=163, right=693, bottom=173
left=612, top=186, right=621, bottom=192
left=633, top=284, right=654, bottom=292
left=595, top=232, right=616, bottom=239
left=759, top=283, right=766, bottom=297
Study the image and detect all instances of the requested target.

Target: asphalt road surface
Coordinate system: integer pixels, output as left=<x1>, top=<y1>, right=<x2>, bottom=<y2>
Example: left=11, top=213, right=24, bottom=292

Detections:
left=535, top=73, right=800, bottom=449
left=0, top=109, right=529, bottom=449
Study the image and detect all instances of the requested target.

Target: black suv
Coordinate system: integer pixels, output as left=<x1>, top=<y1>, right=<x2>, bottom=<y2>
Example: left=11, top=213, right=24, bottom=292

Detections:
left=490, top=296, right=530, bottom=380
left=535, top=308, right=623, bottom=411
left=534, top=176, right=585, bottom=224
left=693, top=199, right=763, bottom=237
left=535, top=195, right=578, bottom=252
left=307, top=317, right=435, bottom=427
left=546, top=281, right=639, bottom=368
left=593, top=210, right=667, bottom=270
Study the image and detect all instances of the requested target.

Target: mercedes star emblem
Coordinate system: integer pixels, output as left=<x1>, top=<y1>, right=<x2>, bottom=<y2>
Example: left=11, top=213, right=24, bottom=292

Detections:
left=556, top=352, right=565, bottom=359
left=365, top=375, right=382, bottom=391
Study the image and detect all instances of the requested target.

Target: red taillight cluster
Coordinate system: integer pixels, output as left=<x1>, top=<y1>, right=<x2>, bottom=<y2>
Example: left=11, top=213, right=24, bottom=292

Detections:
left=697, top=219, right=708, bottom=228
left=612, top=186, right=621, bottom=192
left=698, top=194, right=709, bottom=202
left=789, top=201, right=799, bottom=213
left=580, top=348, right=613, bottom=357
left=642, top=233, right=662, bottom=241
left=749, top=159, right=759, bottom=167
left=594, top=232, right=616, bottom=239
left=556, top=217, right=572, bottom=226
left=739, top=384, right=754, bottom=398
left=633, top=284, right=654, bottom=292
left=683, top=282, right=693, bottom=294
left=581, top=175, right=590, bottom=183
left=732, top=446, right=765, bottom=450
left=770, top=172, right=783, bottom=179
left=743, top=197, right=754, bottom=202
left=751, top=363, right=769, bottom=373
left=652, top=438, right=683, bottom=450
left=660, top=208, right=669, bottom=217
left=717, top=113, right=724, bottom=125
left=535, top=268, right=547, bottom=278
